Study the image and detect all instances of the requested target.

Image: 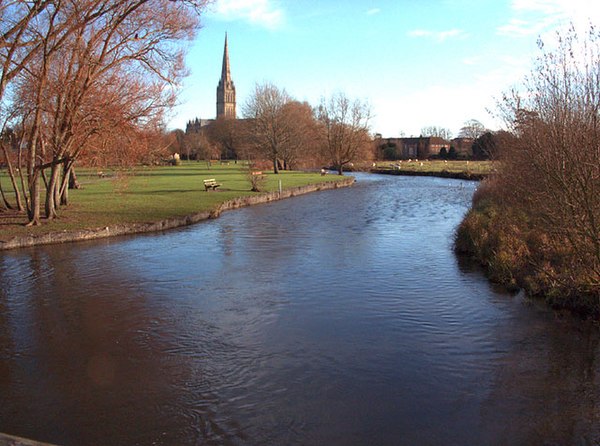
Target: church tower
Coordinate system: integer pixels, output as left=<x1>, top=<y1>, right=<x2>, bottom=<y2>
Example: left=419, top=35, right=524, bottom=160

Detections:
left=216, top=33, right=236, bottom=119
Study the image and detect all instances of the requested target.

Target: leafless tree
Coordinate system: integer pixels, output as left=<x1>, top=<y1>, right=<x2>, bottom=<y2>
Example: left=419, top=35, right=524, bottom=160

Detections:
left=458, top=119, right=487, bottom=139
left=316, top=92, right=372, bottom=175
left=278, top=100, right=320, bottom=170
left=420, top=125, right=453, bottom=140
left=206, top=116, right=247, bottom=161
left=2, top=0, right=209, bottom=225
left=186, top=130, right=219, bottom=161
left=497, top=24, right=600, bottom=292
left=242, top=82, right=293, bottom=174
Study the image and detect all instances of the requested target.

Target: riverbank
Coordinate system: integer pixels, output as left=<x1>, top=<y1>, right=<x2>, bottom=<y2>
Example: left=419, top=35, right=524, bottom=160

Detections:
left=369, top=160, right=492, bottom=180
left=455, top=191, right=600, bottom=319
left=371, top=168, right=486, bottom=181
left=0, top=432, right=57, bottom=446
left=0, top=164, right=353, bottom=250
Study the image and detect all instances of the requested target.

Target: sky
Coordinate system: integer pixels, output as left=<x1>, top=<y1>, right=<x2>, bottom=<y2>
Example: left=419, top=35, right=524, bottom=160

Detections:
left=167, top=0, right=600, bottom=138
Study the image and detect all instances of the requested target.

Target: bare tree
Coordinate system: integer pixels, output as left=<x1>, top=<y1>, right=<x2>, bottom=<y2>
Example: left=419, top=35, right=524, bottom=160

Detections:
left=420, top=125, right=453, bottom=140
left=0, top=1, right=53, bottom=102
left=206, top=116, right=247, bottom=161
left=496, top=25, right=600, bottom=293
left=186, top=130, right=219, bottom=161
left=316, top=92, right=371, bottom=175
left=2, top=0, right=209, bottom=225
left=242, top=82, right=293, bottom=174
left=458, top=119, right=487, bottom=139
left=279, top=100, right=320, bottom=170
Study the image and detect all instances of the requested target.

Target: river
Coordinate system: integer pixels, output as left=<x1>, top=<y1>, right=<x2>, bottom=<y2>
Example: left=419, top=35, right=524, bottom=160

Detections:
left=1, top=173, right=599, bottom=445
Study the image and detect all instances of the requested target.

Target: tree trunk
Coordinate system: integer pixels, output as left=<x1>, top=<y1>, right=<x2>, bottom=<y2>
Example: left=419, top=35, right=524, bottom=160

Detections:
left=272, top=155, right=279, bottom=174
left=61, top=172, right=69, bottom=205
left=44, top=162, right=60, bottom=219
left=68, top=164, right=80, bottom=189
left=27, top=170, right=41, bottom=226
left=61, top=162, right=79, bottom=206
left=2, top=144, right=24, bottom=211
left=27, top=135, right=42, bottom=226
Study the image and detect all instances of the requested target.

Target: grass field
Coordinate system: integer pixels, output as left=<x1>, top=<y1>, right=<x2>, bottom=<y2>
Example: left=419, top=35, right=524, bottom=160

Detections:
left=0, top=162, right=346, bottom=240
left=372, top=160, right=494, bottom=175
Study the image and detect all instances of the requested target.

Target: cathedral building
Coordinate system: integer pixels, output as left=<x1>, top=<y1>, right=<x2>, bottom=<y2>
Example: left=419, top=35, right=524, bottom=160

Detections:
left=186, top=33, right=236, bottom=134
left=216, top=33, right=236, bottom=119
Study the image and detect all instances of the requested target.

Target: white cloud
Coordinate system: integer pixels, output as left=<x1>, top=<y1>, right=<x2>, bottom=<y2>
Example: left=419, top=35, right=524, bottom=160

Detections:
left=407, top=28, right=468, bottom=42
left=211, top=0, right=285, bottom=29
left=366, top=8, right=381, bottom=16
left=498, top=0, right=600, bottom=37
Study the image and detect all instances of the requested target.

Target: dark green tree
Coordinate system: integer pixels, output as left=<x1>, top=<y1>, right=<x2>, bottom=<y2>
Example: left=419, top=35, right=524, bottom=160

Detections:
left=383, top=143, right=397, bottom=160
left=472, top=132, right=496, bottom=159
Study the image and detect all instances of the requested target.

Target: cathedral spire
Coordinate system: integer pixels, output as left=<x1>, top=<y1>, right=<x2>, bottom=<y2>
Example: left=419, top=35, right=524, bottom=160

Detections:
left=221, top=33, right=231, bottom=83
left=216, top=33, right=236, bottom=119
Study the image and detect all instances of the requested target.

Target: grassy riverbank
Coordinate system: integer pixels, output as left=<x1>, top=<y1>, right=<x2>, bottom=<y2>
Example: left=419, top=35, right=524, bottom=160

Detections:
left=455, top=187, right=600, bottom=319
left=372, top=160, right=494, bottom=177
left=0, top=163, right=347, bottom=242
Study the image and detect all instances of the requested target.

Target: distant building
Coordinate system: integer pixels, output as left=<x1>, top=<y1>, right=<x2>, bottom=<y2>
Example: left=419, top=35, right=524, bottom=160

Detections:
left=450, top=137, right=474, bottom=157
left=375, top=136, right=450, bottom=159
left=185, top=117, right=213, bottom=134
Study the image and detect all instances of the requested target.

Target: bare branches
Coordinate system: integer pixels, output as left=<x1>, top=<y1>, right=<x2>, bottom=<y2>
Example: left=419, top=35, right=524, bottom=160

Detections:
left=1, top=0, right=210, bottom=224
left=243, top=82, right=294, bottom=174
left=497, top=24, right=600, bottom=293
left=316, top=92, right=372, bottom=175
left=420, top=125, right=453, bottom=140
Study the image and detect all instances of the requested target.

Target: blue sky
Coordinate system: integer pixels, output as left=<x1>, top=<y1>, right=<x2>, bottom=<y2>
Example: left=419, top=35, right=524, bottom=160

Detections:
left=168, top=0, right=600, bottom=138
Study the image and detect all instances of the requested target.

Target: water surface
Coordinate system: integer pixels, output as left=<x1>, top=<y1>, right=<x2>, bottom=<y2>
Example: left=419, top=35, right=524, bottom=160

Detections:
left=1, top=173, right=599, bottom=445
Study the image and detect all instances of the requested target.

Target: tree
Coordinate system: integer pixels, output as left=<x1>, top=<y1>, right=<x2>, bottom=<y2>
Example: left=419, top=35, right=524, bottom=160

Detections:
left=1, top=0, right=209, bottom=225
left=438, top=146, right=447, bottom=159
left=471, top=130, right=513, bottom=160
left=383, top=142, right=398, bottom=160
left=169, top=129, right=187, bottom=159
left=458, top=119, right=486, bottom=139
left=495, top=25, right=600, bottom=296
left=241, top=84, right=321, bottom=172
left=420, top=125, right=452, bottom=140
left=186, top=130, right=219, bottom=161
left=206, top=116, right=246, bottom=161
left=471, top=132, right=495, bottom=159
left=316, top=92, right=371, bottom=175
left=278, top=101, right=320, bottom=170
left=243, top=82, right=293, bottom=174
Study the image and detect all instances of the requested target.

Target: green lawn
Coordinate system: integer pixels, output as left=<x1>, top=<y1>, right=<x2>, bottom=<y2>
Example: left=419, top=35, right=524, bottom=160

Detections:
left=0, top=162, right=347, bottom=240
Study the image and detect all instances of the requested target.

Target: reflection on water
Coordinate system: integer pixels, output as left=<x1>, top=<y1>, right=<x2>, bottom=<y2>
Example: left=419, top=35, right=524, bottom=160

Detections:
left=1, top=173, right=599, bottom=445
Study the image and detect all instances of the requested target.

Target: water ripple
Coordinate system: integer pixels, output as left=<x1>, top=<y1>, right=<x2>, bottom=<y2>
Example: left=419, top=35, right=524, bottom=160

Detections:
left=1, top=174, right=599, bottom=445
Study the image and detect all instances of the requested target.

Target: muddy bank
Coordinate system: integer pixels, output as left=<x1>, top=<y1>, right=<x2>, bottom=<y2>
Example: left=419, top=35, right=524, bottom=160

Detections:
left=371, top=168, right=486, bottom=181
left=0, top=179, right=354, bottom=251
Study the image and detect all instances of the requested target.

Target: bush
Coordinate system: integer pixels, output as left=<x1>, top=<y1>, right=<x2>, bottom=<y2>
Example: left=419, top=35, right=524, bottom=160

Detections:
left=456, top=180, right=600, bottom=318
left=246, top=167, right=267, bottom=192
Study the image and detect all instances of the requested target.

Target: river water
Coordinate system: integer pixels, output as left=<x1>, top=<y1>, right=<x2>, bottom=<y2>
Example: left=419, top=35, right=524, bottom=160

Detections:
left=1, top=173, right=599, bottom=445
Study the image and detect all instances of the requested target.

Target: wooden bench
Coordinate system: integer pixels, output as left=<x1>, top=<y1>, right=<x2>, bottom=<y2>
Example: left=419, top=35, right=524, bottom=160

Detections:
left=203, top=178, right=221, bottom=191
